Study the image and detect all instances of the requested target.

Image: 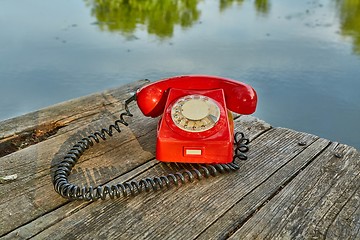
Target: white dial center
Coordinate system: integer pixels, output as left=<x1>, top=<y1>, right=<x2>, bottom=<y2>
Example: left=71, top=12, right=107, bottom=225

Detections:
left=181, top=99, right=209, bottom=120
left=170, top=95, right=220, bottom=132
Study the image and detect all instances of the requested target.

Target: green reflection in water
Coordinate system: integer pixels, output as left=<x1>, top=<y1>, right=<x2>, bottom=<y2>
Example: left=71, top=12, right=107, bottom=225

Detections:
left=254, top=0, right=270, bottom=16
left=219, top=0, right=270, bottom=15
left=84, top=0, right=201, bottom=38
left=219, top=0, right=244, bottom=12
left=336, top=0, right=360, bottom=54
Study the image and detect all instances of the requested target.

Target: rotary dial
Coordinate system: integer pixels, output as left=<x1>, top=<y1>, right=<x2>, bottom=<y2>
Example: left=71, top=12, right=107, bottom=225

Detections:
left=171, top=95, right=220, bottom=132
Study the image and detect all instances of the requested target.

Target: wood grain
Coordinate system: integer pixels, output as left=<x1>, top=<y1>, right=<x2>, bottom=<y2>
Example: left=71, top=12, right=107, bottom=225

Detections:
left=228, top=142, right=360, bottom=239
left=1, top=115, right=269, bottom=239
left=0, top=81, right=155, bottom=236
left=1, top=80, right=359, bottom=239
left=197, top=137, right=331, bottom=240
left=27, top=124, right=324, bottom=239
left=0, top=79, right=149, bottom=144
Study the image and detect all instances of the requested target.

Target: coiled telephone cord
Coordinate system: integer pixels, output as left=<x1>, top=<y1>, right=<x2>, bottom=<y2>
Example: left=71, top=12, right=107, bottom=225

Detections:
left=53, top=95, right=250, bottom=201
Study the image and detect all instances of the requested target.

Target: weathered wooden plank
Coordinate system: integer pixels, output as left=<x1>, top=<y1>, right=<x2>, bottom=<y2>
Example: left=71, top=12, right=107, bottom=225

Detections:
left=0, top=109, right=160, bottom=236
left=1, top=115, right=270, bottom=239
left=0, top=103, right=155, bottom=187
left=0, top=103, right=158, bottom=195
left=29, top=123, right=323, bottom=239
left=196, top=137, right=331, bottom=240
left=0, top=82, right=158, bottom=236
left=1, top=160, right=159, bottom=240
left=324, top=186, right=360, bottom=239
left=2, top=79, right=358, bottom=239
left=0, top=80, right=149, bottom=154
left=228, top=142, right=360, bottom=239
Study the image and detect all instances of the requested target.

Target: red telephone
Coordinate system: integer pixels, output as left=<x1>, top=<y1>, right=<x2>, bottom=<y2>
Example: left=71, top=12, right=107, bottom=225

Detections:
left=136, top=75, right=257, bottom=164
left=53, top=75, right=257, bottom=201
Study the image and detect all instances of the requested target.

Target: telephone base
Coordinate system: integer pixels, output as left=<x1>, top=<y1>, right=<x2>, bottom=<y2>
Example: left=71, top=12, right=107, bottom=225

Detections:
left=156, top=88, right=234, bottom=164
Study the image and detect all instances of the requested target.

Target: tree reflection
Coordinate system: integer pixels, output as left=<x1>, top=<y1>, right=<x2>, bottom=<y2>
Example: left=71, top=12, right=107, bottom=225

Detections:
left=219, top=0, right=244, bottom=12
left=219, top=0, right=270, bottom=15
left=84, top=0, right=200, bottom=39
left=254, top=0, right=270, bottom=16
left=336, top=0, right=360, bottom=54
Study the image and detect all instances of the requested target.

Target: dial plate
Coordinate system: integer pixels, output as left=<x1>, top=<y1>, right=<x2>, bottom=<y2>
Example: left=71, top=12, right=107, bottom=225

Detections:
left=171, top=95, right=220, bottom=132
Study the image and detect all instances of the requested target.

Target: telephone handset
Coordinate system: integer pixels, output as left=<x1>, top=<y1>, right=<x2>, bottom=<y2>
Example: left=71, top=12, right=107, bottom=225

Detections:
left=136, top=75, right=257, bottom=164
left=53, top=75, right=257, bottom=201
left=136, top=75, right=257, bottom=117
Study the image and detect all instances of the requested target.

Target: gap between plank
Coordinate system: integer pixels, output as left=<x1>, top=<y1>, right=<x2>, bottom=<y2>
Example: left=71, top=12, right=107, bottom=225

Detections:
left=1, top=114, right=268, bottom=238
left=0, top=158, right=158, bottom=239
left=317, top=171, right=360, bottom=238
left=219, top=140, right=333, bottom=239
left=192, top=126, right=273, bottom=240
left=0, top=91, right=136, bottom=158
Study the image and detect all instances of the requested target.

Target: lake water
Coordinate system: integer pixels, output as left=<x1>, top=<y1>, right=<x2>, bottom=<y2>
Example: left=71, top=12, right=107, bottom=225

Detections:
left=1, top=0, right=359, bottom=149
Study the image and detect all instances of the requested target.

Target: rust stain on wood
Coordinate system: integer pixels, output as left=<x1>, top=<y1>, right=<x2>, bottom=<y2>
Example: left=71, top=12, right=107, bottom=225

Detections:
left=0, top=122, right=65, bottom=158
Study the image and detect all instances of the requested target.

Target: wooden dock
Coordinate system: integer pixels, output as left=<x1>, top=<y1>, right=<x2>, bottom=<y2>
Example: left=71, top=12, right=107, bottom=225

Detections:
left=0, top=80, right=359, bottom=239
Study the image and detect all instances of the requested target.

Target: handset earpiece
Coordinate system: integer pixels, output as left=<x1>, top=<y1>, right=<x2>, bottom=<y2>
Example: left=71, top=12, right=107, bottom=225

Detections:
left=136, top=84, right=169, bottom=117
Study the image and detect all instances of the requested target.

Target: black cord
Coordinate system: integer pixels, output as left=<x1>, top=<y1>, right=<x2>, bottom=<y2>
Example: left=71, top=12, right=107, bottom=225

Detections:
left=53, top=95, right=249, bottom=201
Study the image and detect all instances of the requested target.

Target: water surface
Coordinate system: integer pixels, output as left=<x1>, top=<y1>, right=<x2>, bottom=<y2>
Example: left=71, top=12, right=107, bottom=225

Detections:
left=0, top=0, right=359, bottom=149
